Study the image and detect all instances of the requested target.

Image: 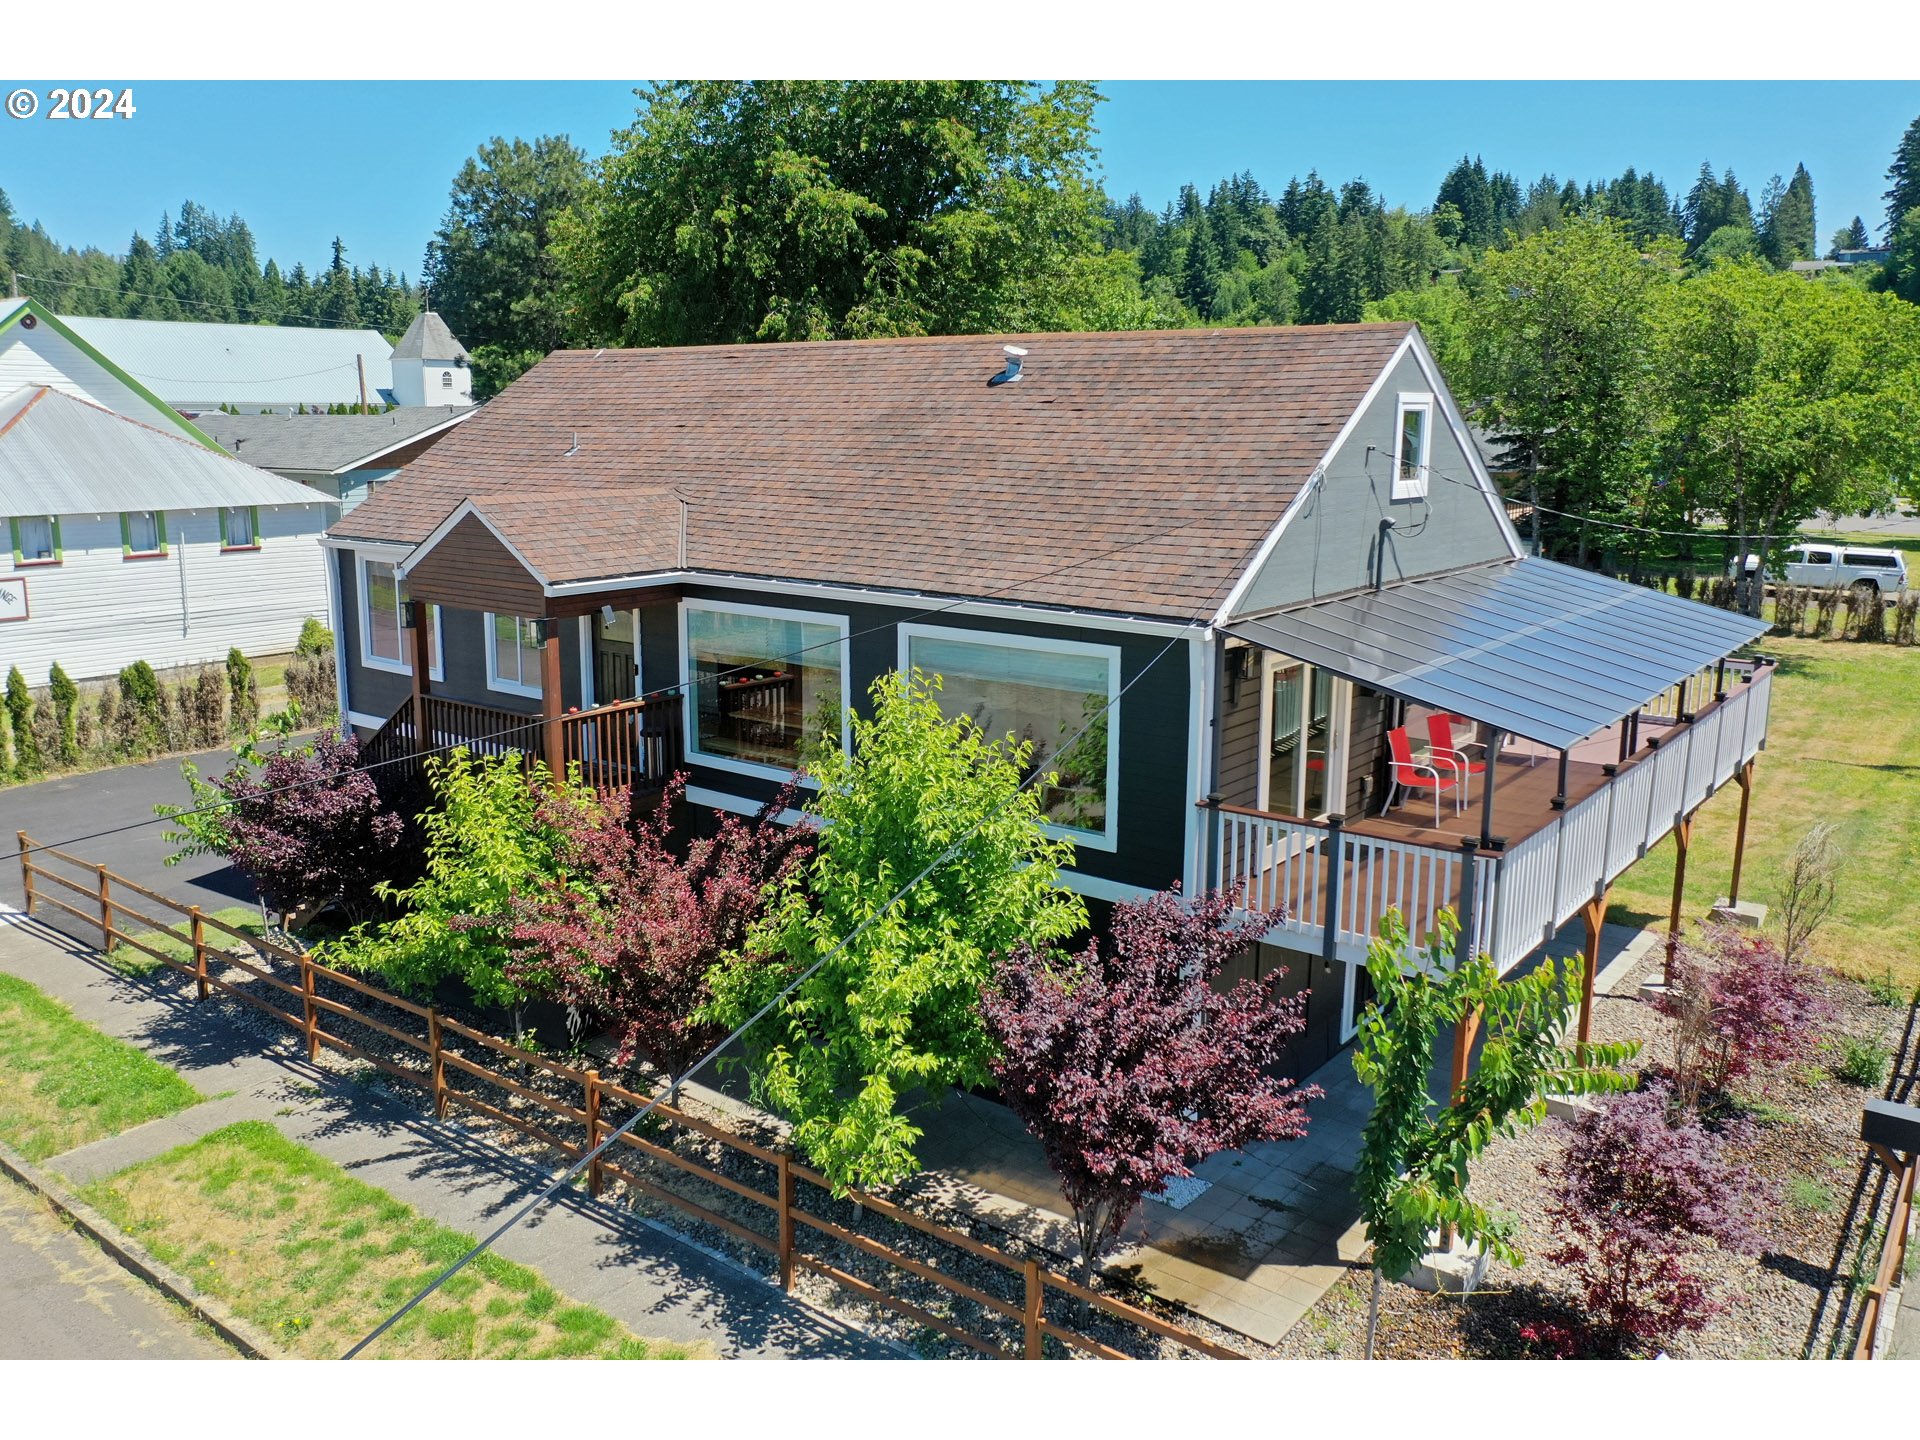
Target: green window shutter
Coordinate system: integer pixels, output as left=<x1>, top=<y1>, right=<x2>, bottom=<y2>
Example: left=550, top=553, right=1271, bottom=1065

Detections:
left=7, top=517, right=18, bottom=567
left=156, top=510, right=168, bottom=556
left=49, top=516, right=61, bottom=562
left=119, top=511, right=132, bottom=555
left=218, top=507, right=229, bottom=548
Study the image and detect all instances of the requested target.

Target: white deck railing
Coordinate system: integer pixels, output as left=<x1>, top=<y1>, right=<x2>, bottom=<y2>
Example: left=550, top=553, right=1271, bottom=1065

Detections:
left=1215, top=662, right=1774, bottom=973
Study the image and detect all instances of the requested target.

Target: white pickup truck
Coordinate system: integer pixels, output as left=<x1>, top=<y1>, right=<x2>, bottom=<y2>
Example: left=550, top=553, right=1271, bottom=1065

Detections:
left=1735, top=542, right=1908, bottom=593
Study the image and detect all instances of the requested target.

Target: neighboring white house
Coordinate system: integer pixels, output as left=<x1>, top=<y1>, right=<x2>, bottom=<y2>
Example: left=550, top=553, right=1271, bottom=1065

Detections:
left=0, top=300, right=333, bottom=682
left=52, top=308, right=476, bottom=415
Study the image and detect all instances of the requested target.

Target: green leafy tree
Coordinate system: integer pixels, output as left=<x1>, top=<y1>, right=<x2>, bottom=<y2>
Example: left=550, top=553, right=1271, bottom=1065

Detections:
left=556, top=81, right=1149, bottom=347
left=321, top=748, right=580, bottom=1020
left=1885, top=114, right=1920, bottom=239
left=47, top=663, right=79, bottom=768
left=1352, top=910, right=1636, bottom=1358
left=1884, top=206, right=1920, bottom=305
left=423, top=135, right=589, bottom=399
left=703, top=669, right=1088, bottom=1193
left=1365, top=281, right=1471, bottom=383
left=1463, top=216, right=1674, bottom=559
left=1651, top=261, right=1920, bottom=612
left=4, top=667, right=40, bottom=777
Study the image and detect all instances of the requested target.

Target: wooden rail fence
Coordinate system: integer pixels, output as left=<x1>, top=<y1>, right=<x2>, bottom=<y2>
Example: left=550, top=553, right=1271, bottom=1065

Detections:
left=14, top=832, right=1243, bottom=1361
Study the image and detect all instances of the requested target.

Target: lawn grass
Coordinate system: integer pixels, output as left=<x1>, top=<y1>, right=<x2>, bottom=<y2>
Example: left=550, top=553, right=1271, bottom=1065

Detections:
left=82, top=1121, right=699, bottom=1359
left=0, top=972, right=203, bottom=1161
left=110, top=905, right=268, bottom=979
left=1606, top=634, right=1920, bottom=988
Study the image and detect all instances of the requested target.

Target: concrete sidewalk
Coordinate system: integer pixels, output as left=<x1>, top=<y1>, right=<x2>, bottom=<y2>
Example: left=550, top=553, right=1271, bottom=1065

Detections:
left=0, top=905, right=893, bottom=1360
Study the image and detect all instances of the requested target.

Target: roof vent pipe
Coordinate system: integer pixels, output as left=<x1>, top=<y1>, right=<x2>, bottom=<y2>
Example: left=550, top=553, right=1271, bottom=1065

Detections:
left=988, top=345, right=1027, bottom=387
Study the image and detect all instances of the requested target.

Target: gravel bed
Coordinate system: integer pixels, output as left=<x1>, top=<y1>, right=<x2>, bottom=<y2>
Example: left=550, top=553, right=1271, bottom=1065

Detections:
left=1273, top=950, right=1913, bottom=1360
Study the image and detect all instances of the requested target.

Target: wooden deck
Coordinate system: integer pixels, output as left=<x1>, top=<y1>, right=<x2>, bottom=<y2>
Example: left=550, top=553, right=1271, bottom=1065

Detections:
left=1350, top=729, right=1623, bottom=851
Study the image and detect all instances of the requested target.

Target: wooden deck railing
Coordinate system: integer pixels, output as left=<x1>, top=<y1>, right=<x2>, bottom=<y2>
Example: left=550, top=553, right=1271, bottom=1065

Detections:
left=357, top=693, right=681, bottom=797
left=14, top=835, right=1244, bottom=1362
left=1211, top=661, right=1775, bottom=971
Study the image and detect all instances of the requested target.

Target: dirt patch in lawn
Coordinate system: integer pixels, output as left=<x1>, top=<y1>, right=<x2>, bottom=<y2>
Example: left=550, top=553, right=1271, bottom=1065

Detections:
left=81, top=1121, right=703, bottom=1360
left=0, top=972, right=203, bottom=1161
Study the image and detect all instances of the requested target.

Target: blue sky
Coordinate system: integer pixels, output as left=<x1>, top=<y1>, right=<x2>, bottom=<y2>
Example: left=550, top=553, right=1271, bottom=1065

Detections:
left=2, top=80, right=1915, bottom=278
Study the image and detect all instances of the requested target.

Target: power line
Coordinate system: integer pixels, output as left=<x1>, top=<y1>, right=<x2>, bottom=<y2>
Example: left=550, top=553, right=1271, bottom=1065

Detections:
left=340, top=617, right=1197, bottom=1359
left=0, top=506, right=1227, bottom=868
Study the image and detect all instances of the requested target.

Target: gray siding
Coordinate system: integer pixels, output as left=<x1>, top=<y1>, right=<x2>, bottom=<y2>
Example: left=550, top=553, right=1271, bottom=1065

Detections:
left=1232, top=349, right=1513, bottom=616
left=1216, top=643, right=1264, bottom=810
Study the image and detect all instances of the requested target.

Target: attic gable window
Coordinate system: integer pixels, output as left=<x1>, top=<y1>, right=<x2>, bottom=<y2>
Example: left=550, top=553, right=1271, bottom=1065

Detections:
left=1392, top=393, right=1434, bottom=500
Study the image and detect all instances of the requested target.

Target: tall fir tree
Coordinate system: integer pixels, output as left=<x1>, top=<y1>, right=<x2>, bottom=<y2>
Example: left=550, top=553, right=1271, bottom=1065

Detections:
left=1885, top=114, right=1920, bottom=240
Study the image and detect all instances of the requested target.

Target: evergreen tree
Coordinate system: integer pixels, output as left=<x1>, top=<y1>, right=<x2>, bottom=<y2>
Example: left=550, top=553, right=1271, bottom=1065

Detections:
left=318, top=237, right=360, bottom=328
left=1885, top=114, right=1920, bottom=240
left=1436, top=155, right=1495, bottom=247
left=1830, top=216, right=1871, bottom=256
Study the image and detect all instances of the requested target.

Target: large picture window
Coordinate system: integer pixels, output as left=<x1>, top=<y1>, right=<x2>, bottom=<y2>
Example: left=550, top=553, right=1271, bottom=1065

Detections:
left=901, top=625, right=1120, bottom=848
left=683, top=601, right=847, bottom=779
left=486, top=613, right=545, bottom=698
left=356, top=553, right=442, bottom=678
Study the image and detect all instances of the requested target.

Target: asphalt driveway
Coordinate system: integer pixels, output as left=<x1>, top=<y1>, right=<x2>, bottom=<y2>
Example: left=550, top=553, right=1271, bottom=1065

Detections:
left=0, top=748, right=257, bottom=917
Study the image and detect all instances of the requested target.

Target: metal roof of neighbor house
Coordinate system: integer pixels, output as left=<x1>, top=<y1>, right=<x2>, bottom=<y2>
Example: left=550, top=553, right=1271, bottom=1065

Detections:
left=189, top=406, right=477, bottom=474
left=335, top=323, right=1418, bottom=620
left=391, top=311, right=471, bottom=363
left=0, top=386, right=331, bottom=515
left=1225, top=557, right=1770, bottom=751
left=57, top=314, right=396, bottom=410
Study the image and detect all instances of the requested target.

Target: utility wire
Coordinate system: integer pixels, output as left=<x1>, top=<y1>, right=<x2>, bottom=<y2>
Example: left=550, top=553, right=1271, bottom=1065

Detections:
left=340, top=618, right=1197, bottom=1359
left=0, top=506, right=1226, bottom=868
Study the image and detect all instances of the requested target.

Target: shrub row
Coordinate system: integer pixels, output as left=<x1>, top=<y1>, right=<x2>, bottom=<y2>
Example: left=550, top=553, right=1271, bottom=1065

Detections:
left=0, top=621, right=337, bottom=783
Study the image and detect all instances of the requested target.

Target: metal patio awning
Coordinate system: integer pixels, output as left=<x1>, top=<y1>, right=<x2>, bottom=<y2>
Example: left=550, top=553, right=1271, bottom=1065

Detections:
left=1225, top=557, right=1770, bottom=752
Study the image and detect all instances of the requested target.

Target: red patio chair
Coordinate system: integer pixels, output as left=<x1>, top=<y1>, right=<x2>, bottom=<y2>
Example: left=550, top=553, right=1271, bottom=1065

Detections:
left=1425, top=713, right=1487, bottom=806
left=1384, top=725, right=1462, bottom=825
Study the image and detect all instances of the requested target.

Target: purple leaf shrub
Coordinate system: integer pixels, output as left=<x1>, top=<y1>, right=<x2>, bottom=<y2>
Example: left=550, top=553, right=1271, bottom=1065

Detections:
left=1543, top=1084, right=1762, bottom=1353
left=979, top=887, right=1321, bottom=1274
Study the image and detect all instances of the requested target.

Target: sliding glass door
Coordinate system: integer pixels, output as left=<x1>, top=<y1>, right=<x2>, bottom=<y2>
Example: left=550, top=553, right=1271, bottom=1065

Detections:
left=1258, top=656, right=1351, bottom=820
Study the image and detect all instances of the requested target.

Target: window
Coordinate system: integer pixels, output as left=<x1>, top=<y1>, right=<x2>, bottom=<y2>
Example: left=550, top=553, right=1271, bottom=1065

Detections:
left=900, top=624, right=1120, bottom=848
left=486, top=613, right=545, bottom=698
left=355, top=553, right=442, bottom=678
left=1843, top=550, right=1898, bottom=569
left=122, top=509, right=165, bottom=557
left=683, top=600, right=848, bottom=780
left=1802, top=549, right=1834, bottom=566
left=220, top=506, right=258, bottom=550
left=1392, top=393, right=1434, bottom=500
left=441, top=371, right=453, bottom=389
left=9, top=515, right=59, bottom=566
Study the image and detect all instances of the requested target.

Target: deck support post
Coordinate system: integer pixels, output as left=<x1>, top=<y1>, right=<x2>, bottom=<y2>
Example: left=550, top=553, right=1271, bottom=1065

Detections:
left=541, top=621, right=565, bottom=785
left=1665, top=811, right=1695, bottom=985
left=1576, top=889, right=1608, bottom=1061
left=1551, top=748, right=1569, bottom=810
left=406, top=599, right=433, bottom=756
left=1728, top=761, right=1755, bottom=905
left=1321, top=813, right=1345, bottom=968
left=1477, top=730, right=1504, bottom=851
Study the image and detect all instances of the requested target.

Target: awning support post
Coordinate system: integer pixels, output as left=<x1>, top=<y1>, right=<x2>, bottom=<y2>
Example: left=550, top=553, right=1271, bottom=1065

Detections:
left=1551, top=748, right=1569, bottom=810
left=1478, top=731, right=1504, bottom=851
left=1205, top=632, right=1228, bottom=896
left=1665, top=811, right=1695, bottom=986
left=1728, top=760, right=1755, bottom=905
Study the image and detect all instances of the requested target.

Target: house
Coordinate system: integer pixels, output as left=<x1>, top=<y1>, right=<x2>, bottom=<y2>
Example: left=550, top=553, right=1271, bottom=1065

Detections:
left=323, top=323, right=1771, bottom=1073
left=54, top=309, right=476, bottom=414
left=190, top=406, right=477, bottom=515
left=0, top=299, right=332, bottom=682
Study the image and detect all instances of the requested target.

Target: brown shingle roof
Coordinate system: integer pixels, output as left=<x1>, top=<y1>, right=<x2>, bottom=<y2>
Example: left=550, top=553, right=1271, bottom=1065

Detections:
left=332, top=323, right=1413, bottom=622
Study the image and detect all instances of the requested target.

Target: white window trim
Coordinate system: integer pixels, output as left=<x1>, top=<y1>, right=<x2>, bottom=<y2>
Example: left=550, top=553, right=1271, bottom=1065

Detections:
left=897, top=621, right=1121, bottom=853
left=1391, top=392, right=1435, bottom=501
left=484, top=612, right=546, bottom=700
left=355, top=551, right=443, bottom=681
left=680, top=597, right=850, bottom=785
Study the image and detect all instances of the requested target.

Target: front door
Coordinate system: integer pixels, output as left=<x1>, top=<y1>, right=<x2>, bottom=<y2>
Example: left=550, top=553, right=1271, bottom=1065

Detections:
left=589, top=608, right=640, bottom=706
